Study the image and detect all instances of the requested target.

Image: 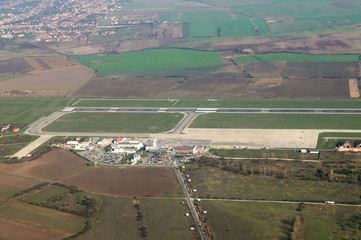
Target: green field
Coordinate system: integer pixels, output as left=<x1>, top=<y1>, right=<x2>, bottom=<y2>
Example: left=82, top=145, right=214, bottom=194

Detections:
left=79, top=196, right=198, bottom=240
left=0, top=183, right=22, bottom=200
left=234, top=53, right=359, bottom=62
left=26, top=184, right=69, bottom=203
left=43, top=112, right=184, bottom=133
left=190, top=113, right=361, bottom=129
left=199, top=201, right=361, bottom=240
left=0, top=201, right=85, bottom=238
left=73, top=98, right=361, bottom=109
left=185, top=165, right=361, bottom=203
left=72, top=49, right=223, bottom=72
left=0, top=97, right=68, bottom=127
left=317, top=132, right=361, bottom=149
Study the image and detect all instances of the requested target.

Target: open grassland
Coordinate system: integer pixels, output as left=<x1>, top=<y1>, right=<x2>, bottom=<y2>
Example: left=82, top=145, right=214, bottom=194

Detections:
left=185, top=165, right=361, bottom=203
left=0, top=135, right=39, bottom=157
left=79, top=196, right=198, bottom=240
left=190, top=113, right=361, bottom=129
left=72, top=49, right=223, bottom=72
left=0, top=183, right=22, bottom=200
left=0, top=149, right=88, bottom=180
left=199, top=201, right=361, bottom=240
left=0, top=173, right=41, bottom=200
left=234, top=53, right=359, bottom=62
left=43, top=112, right=183, bottom=133
left=0, top=201, right=85, bottom=239
left=59, top=166, right=183, bottom=197
left=73, top=98, right=361, bottom=109
left=317, top=132, right=361, bottom=149
left=26, top=185, right=69, bottom=203
left=0, top=97, right=68, bottom=126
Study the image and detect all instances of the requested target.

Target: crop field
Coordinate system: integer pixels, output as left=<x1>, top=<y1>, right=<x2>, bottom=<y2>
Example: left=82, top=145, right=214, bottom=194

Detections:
left=59, top=166, right=183, bottom=197
left=79, top=196, right=198, bottom=240
left=0, top=201, right=85, bottom=239
left=198, top=201, right=361, bottom=240
left=0, top=149, right=88, bottom=180
left=73, top=98, right=361, bottom=109
left=0, top=97, right=68, bottom=126
left=72, top=49, right=223, bottom=72
left=234, top=53, right=359, bottom=63
left=43, top=112, right=184, bottom=133
left=281, top=61, right=359, bottom=78
left=190, top=113, right=361, bottom=129
left=185, top=165, right=361, bottom=203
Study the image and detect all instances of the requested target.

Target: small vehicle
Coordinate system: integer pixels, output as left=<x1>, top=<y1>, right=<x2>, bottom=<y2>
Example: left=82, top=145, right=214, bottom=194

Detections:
left=325, top=201, right=335, bottom=204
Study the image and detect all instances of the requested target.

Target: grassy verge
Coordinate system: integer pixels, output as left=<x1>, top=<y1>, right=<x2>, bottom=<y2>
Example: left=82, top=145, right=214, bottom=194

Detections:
left=73, top=98, right=361, bottom=109
left=317, top=132, right=361, bottom=149
left=190, top=113, right=361, bottom=129
left=211, top=149, right=318, bottom=160
left=43, top=112, right=184, bottom=133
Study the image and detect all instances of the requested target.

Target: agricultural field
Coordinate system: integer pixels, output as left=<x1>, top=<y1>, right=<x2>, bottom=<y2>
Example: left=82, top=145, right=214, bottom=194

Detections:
left=79, top=196, right=199, bottom=240
left=184, top=164, right=361, bottom=203
left=190, top=113, right=361, bottom=129
left=198, top=201, right=361, bottom=240
left=0, top=149, right=88, bottom=180
left=234, top=53, right=360, bottom=63
left=72, top=49, right=223, bottom=73
left=59, top=166, right=183, bottom=197
left=0, top=201, right=85, bottom=239
left=43, top=112, right=184, bottom=133
left=0, top=56, right=94, bottom=97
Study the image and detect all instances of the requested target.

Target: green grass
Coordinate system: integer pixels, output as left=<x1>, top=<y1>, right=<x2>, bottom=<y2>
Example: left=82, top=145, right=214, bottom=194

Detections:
left=190, top=113, right=361, bottom=129
left=199, top=201, right=361, bottom=240
left=234, top=53, right=359, bottom=62
left=43, top=112, right=184, bottom=133
left=72, top=49, right=223, bottom=72
left=0, top=183, right=22, bottom=199
left=73, top=98, right=361, bottom=109
left=185, top=166, right=361, bottom=203
left=0, top=97, right=68, bottom=127
left=317, top=132, right=361, bottom=149
left=0, top=135, right=39, bottom=157
left=0, top=201, right=85, bottom=237
left=79, top=196, right=197, bottom=240
left=26, top=185, right=68, bottom=203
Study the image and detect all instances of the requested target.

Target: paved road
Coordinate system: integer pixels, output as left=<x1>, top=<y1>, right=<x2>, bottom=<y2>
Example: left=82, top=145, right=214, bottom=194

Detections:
left=12, top=135, right=53, bottom=158
left=175, top=168, right=207, bottom=240
left=72, top=107, right=361, bottom=114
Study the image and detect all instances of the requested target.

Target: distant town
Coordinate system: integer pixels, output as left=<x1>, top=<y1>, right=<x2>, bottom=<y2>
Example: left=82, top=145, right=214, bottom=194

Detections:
left=0, top=0, right=153, bottom=42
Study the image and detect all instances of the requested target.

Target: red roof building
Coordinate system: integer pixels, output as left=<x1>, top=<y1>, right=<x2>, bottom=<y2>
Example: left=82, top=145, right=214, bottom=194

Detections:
left=12, top=127, right=20, bottom=132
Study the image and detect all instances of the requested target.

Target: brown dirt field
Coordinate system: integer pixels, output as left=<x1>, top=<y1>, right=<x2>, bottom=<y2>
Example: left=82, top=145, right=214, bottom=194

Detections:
left=0, top=173, right=40, bottom=189
left=59, top=166, right=182, bottom=197
left=0, top=58, right=34, bottom=74
left=0, top=149, right=88, bottom=180
left=0, top=220, right=59, bottom=240
left=0, top=66, right=94, bottom=97
left=261, top=78, right=349, bottom=98
left=75, top=75, right=253, bottom=98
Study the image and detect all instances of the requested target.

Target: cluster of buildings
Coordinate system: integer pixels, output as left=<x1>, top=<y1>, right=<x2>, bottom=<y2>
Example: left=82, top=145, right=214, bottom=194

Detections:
left=337, top=140, right=361, bottom=152
left=0, top=0, right=124, bottom=42
left=1, top=123, right=20, bottom=132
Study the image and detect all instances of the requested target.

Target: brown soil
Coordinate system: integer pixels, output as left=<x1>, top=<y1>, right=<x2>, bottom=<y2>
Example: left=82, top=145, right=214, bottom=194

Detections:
left=0, top=58, right=34, bottom=74
left=0, top=173, right=39, bottom=189
left=261, top=78, right=349, bottom=98
left=0, top=220, right=59, bottom=240
left=0, top=66, right=94, bottom=97
left=59, top=166, right=182, bottom=197
left=0, top=149, right=88, bottom=180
